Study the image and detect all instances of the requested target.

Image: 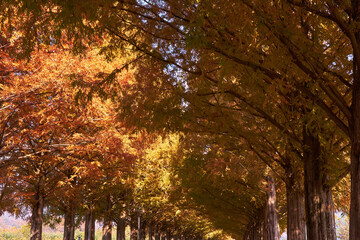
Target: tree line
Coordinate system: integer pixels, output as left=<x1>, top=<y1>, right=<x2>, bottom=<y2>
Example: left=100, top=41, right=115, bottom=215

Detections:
left=0, top=42, right=227, bottom=240
left=0, top=0, right=358, bottom=239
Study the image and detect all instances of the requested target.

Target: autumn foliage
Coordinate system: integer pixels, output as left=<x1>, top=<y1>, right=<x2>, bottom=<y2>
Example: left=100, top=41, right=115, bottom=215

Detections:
left=0, top=1, right=358, bottom=240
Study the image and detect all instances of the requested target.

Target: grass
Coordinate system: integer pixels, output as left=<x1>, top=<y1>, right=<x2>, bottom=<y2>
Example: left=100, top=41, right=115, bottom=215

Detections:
left=0, top=225, right=132, bottom=240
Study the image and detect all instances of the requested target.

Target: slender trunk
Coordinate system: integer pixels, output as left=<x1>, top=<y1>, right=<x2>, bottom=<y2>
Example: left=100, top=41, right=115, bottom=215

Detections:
left=103, top=194, right=113, bottom=240
left=30, top=191, right=44, bottom=240
left=117, top=218, right=126, bottom=240
left=350, top=92, right=360, bottom=239
left=84, top=209, right=95, bottom=240
left=350, top=24, right=360, bottom=239
left=148, top=222, right=153, bottom=240
left=131, top=215, right=138, bottom=240
left=103, top=196, right=112, bottom=240
left=84, top=211, right=90, bottom=240
left=285, top=163, right=306, bottom=240
left=286, top=183, right=305, bottom=240
left=303, top=131, right=336, bottom=240
left=166, top=231, right=171, bottom=240
left=102, top=217, right=112, bottom=240
left=138, top=212, right=142, bottom=240
left=141, top=219, right=146, bottom=240
left=263, top=175, right=280, bottom=240
left=325, top=189, right=336, bottom=238
left=155, top=230, right=160, bottom=240
left=91, top=214, right=95, bottom=240
left=63, top=206, right=75, bottom=240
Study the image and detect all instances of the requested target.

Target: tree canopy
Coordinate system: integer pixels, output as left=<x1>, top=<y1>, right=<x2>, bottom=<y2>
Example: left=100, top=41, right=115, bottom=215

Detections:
left=0, top=0, right=358, bottom=239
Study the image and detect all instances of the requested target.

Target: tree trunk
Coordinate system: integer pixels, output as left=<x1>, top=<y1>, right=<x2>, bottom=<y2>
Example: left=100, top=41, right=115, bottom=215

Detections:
left=303, top=131, right=336, bottom=240
left=84, top=209, right=95, bottom=240
left=286, top=183, right=305, bottom=240
left=148, top=222, right=153, bottom=240
left=350, top=25, right=360, bottom=238
left=155, top=230, right=161, bottom=240
left=350, top=100, right=360, bottom=239
left=102, top=194, right=112, bottom=240
left=284, top=162, right=306, bottom=240
left=138, top=213, right=142, bottom=240
left=131, top=215, right=138, bottom=240
left=102, top=217, right=112, bottom=240
left=63, top=206, right=75, bottom=240
left=30, top=191, right=44, bottom=240
left=263, top=175, right=280, bottom=240
left=117, top=218, right=126, bottom=240
left=141, top=219, right=146, bottom=240
left=325, top=189, right=337, bottom=238
left=166, top=231, right=171, bottom=240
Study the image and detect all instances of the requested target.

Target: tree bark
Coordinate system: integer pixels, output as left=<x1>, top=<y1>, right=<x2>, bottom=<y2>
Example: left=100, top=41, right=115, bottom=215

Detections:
left=63, top=206, right=75, bottom=240
left=303, top=131, right=336, bottom=240
left=102, top=194, right=112, bottom=240
left=30, top=191, right=44, bottom=240
left=155, top=230, right=161, bottom=240
left=141, top=219, right=146, bottom=240
left=131, top=215, right=138, bottom=240
left=285, top=182, right=305, bottom=240
left=284, top=160, right=306, bottom=240
left=84, top=209, right=95, bottom=240
left=350, top=77, right=360, bottom=240
left=263, top=175, right=280, bottom=240
left=102, top=217, right=112, bottom=240
left=117, top=218, right=126, bottom=240
left=350, top=19, right=360, bottom=238
left=138, top=212, right=142, bottom=240
left=148, top=222, right=153, bottom=240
